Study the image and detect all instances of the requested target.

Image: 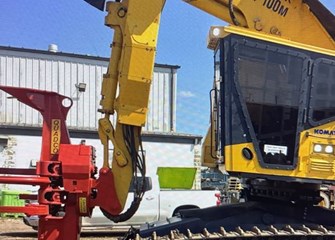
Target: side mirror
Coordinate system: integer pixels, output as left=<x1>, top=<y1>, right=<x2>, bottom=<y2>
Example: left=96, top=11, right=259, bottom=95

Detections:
left=83, top=0, right=106, bottom=11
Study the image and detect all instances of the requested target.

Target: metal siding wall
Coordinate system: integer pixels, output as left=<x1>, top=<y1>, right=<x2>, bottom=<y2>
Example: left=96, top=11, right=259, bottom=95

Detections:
left=145, top=67, right=176, bottom=132
left=0, top=48, right=176, bottom=132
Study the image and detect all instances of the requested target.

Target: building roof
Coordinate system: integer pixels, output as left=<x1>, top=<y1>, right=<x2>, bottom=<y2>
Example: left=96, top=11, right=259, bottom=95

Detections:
left=0, top=45, right=181, bottom=70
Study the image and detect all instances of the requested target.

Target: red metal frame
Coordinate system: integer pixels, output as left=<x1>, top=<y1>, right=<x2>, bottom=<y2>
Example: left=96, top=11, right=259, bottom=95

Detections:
left=0, top=86, right=122, bottom=240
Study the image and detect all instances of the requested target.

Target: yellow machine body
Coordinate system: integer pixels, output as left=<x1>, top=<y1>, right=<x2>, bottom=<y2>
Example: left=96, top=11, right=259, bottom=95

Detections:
left=212, top=26, right=335, bottom=183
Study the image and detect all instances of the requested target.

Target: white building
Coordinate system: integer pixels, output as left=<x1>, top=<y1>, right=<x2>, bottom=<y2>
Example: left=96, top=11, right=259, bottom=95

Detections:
left=0, top=45, right=178, bottom=132
left=0, top=46, right=202, bottom=191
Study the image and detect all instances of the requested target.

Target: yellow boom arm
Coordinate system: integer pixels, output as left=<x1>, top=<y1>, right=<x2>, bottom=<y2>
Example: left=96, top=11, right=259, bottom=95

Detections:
left=94, top=0, right=164, bottom=221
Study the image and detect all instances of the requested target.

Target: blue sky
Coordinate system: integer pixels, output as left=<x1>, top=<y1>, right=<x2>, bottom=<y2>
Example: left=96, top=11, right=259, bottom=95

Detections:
left=0, top=0, right=334, bottom=136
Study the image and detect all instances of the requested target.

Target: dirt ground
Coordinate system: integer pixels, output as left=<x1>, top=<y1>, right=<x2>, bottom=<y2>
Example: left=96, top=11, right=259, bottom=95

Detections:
left=0, top=218, right=126, bottom=240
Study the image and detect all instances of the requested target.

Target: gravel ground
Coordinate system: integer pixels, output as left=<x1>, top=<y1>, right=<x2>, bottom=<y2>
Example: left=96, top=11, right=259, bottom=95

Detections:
left=0, top=218, right=127, bottom=240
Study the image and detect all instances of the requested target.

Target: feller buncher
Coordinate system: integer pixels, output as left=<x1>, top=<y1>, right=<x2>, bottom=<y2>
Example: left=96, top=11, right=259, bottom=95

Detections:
left=84, top=0, right=335, bottom=238
left=0, top=0, right=335, bottom=239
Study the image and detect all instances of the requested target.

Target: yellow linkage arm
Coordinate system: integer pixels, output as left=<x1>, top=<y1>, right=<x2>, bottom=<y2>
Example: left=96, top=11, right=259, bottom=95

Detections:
left=184, top=0, right=335, bottom=50
left=98, top=0, right=164, bottom=210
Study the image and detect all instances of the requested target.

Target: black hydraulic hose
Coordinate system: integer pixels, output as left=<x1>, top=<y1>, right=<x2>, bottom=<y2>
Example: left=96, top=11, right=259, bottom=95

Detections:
left=229, top=0, right=240, bottom=26
left=102, top=125, right=146, bottom=223
left=100, top=197, right=141, bottom=223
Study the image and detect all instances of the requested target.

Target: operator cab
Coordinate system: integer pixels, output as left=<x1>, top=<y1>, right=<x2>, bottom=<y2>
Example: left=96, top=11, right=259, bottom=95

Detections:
left=211, top=26, right=335, bottom=177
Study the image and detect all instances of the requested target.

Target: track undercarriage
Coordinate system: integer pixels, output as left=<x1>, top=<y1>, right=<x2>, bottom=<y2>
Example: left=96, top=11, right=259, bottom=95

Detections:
left=124, top=201, right=335, bottom=239
left=124, top=180, right=335, bottom=239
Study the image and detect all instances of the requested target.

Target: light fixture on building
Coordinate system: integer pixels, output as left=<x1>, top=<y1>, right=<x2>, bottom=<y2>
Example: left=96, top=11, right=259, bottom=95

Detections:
left=75, top=83, right=87, bottom=92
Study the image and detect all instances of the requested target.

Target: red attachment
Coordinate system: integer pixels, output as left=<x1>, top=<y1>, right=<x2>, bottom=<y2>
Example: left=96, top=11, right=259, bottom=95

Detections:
left=0, top=168, right=36, bottom=175
left=91, top=167, right=122, bottom=215
left=0, top=176, right=50, bottom=185
left=0, top=86, right=122, bottom=240
left=59, top=144, right=96, bottom=194
left=19, top=193, right=38, bottom=201
left=58, top=144, right=96, bottom=217
left=0, top=205, right=49, bottom=216
left=0, top=86, right=72, bottom=161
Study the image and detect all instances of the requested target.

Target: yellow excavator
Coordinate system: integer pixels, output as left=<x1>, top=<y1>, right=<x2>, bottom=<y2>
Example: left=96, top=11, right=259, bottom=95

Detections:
left=83, top=0, right=335, bottom=238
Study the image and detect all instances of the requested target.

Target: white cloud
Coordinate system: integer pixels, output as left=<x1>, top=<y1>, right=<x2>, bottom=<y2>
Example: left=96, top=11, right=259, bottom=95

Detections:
left=179, top=90, right=196, bottom=98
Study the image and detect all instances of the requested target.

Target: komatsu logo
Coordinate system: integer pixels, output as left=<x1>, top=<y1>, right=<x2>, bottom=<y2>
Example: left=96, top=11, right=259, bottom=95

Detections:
left=314, top=129, right=335, bottom=135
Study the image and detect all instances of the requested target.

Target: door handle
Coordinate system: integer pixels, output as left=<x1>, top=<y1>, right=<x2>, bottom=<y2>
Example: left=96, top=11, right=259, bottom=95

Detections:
left=145, top=196, right=155, bottom=201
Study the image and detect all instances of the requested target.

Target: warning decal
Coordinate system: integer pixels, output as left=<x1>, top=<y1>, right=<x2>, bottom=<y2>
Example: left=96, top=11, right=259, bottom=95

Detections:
left=79, top=197, right=87, bottom=214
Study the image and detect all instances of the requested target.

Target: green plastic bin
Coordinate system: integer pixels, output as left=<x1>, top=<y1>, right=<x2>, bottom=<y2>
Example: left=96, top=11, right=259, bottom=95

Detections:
left=157, top=167, right=197, bottom=189
left=0, top=190, right=26, bottom=218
